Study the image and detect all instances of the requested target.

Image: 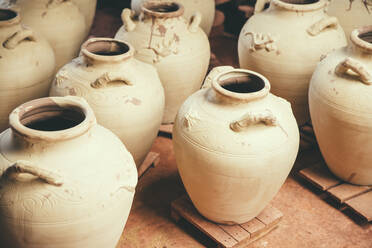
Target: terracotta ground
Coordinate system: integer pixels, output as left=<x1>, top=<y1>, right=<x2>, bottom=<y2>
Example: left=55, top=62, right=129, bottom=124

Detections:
left=91, top=6, right=372, bottom=248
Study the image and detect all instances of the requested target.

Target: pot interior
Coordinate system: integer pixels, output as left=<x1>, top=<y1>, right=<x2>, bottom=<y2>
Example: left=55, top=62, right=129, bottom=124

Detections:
left=21, top=105, right=85, bottom=131
left=279, top=0, right=319, bottom=4
left=359, top=31, right=372, bottom=44
left=0, top=9, right=17, bottom=21
left=220, top=74, right=265, bottom=93
left=145, top=2, right=180, bottom=13
left=86, top=40, right=130, bottom=56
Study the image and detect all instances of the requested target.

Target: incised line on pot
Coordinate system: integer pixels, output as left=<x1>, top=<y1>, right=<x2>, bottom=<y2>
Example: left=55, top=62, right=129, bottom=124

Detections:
left=245, top=32, right=278, bottom=52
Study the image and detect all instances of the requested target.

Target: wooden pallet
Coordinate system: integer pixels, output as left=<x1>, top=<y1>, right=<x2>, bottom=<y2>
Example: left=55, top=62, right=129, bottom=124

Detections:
left=298, top=161, right=372, bottom=222
left=137, top=152, right=160, bottom=178
left=171, top=195, right=283, bottom=248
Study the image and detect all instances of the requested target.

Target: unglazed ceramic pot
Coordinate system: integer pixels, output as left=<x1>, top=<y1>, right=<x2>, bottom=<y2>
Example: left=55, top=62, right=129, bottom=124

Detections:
left=0, top=9, right=55, bottom=133
left=1, top=0, right=87, bottom=70
left=327, top=0, right=372, bottom=42
left=115, top=1, right=210, bottom=124
left=50, top=38, right=165, bottom=166
left=131, top=0, right=215, bottom=35
left=309, top=26, right=372, bottom=185
left=72, top=0, right=97, bottom=34
left=173, top=66, right=299, bottom=224
left=238, top=0, right=347, bottom=126
left=0, top=96, right=138, bottom=247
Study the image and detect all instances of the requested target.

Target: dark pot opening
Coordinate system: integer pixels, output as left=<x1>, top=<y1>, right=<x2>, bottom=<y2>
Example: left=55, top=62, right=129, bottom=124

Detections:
left=220, top=74, right=266, bottom=94
left=86, top=40, right=130, bottom=56
left=0, top=9, right=17, bottom=21
left=280, top=0, right=319, bottom=4
left=146, top=2, right=180, bottom=13
left=359, top=31, right=372, bottom=44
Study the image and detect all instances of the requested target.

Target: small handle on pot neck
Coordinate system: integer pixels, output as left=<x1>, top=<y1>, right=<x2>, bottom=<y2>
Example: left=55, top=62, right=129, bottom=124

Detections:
left=230, top=109, right=277, bottom=132
left=4, top=160, right=63, bottom=186
left=307, top=16, right=339, bottom=36
left=46, top=0, right=73, bottom=8
left=3, top=27, right=36, bottom=49
left=121, top=8, right=136, bottom=32
left=188, top=12, right=202, bottom=33
left=202, top=66, right=234, bottom=89
left=91, top=72, right=133, bottom=89
left=255, top=0, right=270, bottom=13
left=335, top=57, right=372, bottom=85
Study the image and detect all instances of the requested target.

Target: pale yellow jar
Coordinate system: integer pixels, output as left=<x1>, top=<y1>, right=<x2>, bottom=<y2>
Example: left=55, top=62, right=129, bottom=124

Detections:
left=238, top=0, right=347, bottom=126
left=50, top=38, right=165, bottom=167
left=309, top=26, right=372, bottom=185
left=327, top=0, right=372, bottom=42
left=115, top=1, right=210, bottom=124
left=1, top=0, right=87, bottom=70
left=173, top=66, right=299, bottom=224
left=0, top=9, right=55, bottom=133
left=0, top=96, right=137, bottom=247
left=131, top=0, right=215, bottom=35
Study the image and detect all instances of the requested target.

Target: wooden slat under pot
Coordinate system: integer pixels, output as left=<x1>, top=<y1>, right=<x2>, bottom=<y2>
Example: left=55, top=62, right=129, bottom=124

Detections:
left=137, top=152, right=160, bottom=178
left=345, top=191, right=372, bottom=222
left=328, top=183, right=372, bottom=204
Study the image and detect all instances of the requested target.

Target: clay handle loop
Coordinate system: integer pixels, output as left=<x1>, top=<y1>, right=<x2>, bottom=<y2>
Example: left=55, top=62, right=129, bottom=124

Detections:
left=91, top=72, right=133, bottom=89
left=5, top=161, right=63, bottom=186
left=3, top=27, right=36, bottom=49
left=202, top=66, right=234, bottom=89
left=121, top=8, right=136, bottom=32
left=188, top=12, right=202, bottom=33
left=307, top=16, right=339, bottom=36
left=254, top=0, right=270, bottom=13
left=335, top=57, right=372, bottom=85
left=230, top=109, right=277, bottom=132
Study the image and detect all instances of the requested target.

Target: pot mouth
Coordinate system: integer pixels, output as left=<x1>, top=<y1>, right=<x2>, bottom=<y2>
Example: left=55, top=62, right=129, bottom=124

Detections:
left=351, top=26, right=372, bottom=53
left=271, top=0, right=326, bottom=12
left=0, top=8, right=20, bottom=26
left=81, top=38, right=134, bottom=63
left=9, top=97, right=96, bottom=142
left=141, top=1, right=184, bottom=18
left=213, top=69, right=270, bottom=102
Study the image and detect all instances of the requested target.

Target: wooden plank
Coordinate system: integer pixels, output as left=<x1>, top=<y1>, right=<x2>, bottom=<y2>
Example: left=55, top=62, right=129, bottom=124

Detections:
left=171, top=196, right=238, bottom=247
left=218, top=224, right=250, bottom=243
left=240, top=218, right=266, bottom=239
left=159, top=124, right=173, bottom=134
left=345, top=190, right=372, bottom=222
left=137, top=152, right=160, bottom=178
left=256, top=205, right=283, bottom=227
left=327, top=183, right=372, bottom=204
left=298, top=162, right=341, bottom=191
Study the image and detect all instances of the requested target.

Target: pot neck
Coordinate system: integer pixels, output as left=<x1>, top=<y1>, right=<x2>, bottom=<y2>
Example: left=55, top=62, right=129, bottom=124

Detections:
left=208, top=69, right=271, bottom=105
left=141, top=1, right=184, bottom=19
left=9, top=96, right=96, bottom=144
left=349, top=26, right=372, bottom=58
left=0, top=8, right=20, bottom=28
left=269, top=0, right=327, bottom=13
left=80, top=38, right=134, bottom=66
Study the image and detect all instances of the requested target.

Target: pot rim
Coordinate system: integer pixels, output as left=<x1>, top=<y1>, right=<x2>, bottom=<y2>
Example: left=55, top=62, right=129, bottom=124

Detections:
left=80, top=38, right=135, bottom=63
left=351, top=26, right=372, bottom=53
left=212, top=69, right=271, bottom=102
left=0, top=8, right=20, bottom=27
left=9, top=96, right=96, bottom=142
left=141, top=1, right=184, bottom=18
left=271, top=0, right=327, bottom=12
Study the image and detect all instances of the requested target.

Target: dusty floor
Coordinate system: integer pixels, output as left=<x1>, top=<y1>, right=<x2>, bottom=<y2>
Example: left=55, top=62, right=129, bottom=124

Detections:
left=91, top=7, right=372, bottom=248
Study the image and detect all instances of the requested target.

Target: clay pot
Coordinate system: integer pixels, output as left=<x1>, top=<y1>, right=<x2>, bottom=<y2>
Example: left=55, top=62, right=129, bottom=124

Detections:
left=131, top=0, right=215, bottom=35
left=309, top=26, right=372, bottom=185
left=173, top=66, right=299, bottom=224
left=238, top=0, right=347, bottom=126
left=115, top=1, right=210, bottom=124
left=72, top=0, right=97, bottom=34
left=2, top=0, right=87, bottom=70
left=50, top=38, right=165, bottom=166
left=0, top=9, right=55, bottom=133
left=0, top=96, right=137, bottom=247
left=327, top=0, right=372, bottom=42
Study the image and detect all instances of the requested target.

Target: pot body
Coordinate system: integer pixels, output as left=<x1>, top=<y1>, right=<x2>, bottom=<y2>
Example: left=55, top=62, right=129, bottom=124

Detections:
left=3, top=0, right=87, bottom=70
left=0, top=11, right=55, bottom=133
left=327, top=0, right=372, bottom=42
left=0, top=96, right=138, bottom=248
left=50, top=38, right=165, bottom=166
left=131, top=0, right=215, bottom=35
left=309, top=27, right=372, bottom=185
left=173, top=67, right=299, bottom=224
left=238, top=0, right=347, bottom=125
left=72, top=0, right=97, bottom=34
left=115, top=6, right=210, bottom=124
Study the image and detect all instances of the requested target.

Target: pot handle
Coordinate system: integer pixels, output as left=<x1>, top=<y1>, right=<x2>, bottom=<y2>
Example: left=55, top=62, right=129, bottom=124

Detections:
left=202, top=66, right=234, bottom=89
left=254, top=0, right=270, bottom=13
left=3, top=27, right=36, bottom=49
left=307, top=16, right=339, bottom=36
left=4, top=161, right=63, bottom=186
left=230, top=109, right=277, bottom=132
left=91, top=72, right=133, bottom=88
left=335, top=57, right=372, bottom=85
left=46, top=0, right=74, bottom=8
left=188, top=12, right=202, bottom=33
left=121, top=8, right=136, bottom=32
